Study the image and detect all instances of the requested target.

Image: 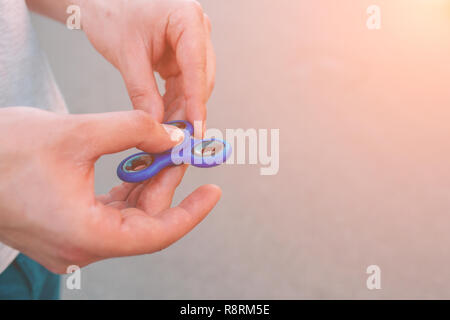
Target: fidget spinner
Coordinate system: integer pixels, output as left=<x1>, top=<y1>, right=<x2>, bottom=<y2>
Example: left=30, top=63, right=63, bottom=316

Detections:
left=117, top=120, right=231, bottom=183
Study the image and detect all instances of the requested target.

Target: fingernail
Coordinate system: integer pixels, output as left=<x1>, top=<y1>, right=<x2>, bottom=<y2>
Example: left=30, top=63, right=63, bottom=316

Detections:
left=162, top=124, right=184, bottom=142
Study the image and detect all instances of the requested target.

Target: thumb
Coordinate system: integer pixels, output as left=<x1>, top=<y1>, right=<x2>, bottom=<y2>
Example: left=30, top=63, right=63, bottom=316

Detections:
left=74, top=111, right=185, bottom=159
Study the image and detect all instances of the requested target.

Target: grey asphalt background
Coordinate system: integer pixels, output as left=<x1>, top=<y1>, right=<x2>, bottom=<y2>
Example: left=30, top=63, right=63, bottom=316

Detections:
left=30, top=0, right=450, bottom=299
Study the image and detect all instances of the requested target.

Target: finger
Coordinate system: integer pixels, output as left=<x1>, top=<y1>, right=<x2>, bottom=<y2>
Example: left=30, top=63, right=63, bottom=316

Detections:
left=164, top=97, right=186, bottom=122
left=96, top=184, right=221, bottom=257
left=98, top=182, right=140, bottom=204
left=163, top=76, right=183, bottom=113
left=119, top=45, right=164, bottom=122
left=168, top=3, right=207, bottom=137
left=71, top=110, right=185, bottom=159
left=203, top=14, right=216, bottom=99
left=151, top=184, right=222, bottom=251
left=163, top=76, right=187, bottom=121
left=134, top=165, right=188, bottom=214
left=126, top=164, right=187, bottom=209
left=106, top=201, right=128, bottom=210
left=126, top=179, right=151, bottom=208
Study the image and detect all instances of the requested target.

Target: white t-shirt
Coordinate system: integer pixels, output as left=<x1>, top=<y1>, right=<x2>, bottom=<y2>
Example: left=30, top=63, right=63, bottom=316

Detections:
left=0, top=0, right=67, bottom=273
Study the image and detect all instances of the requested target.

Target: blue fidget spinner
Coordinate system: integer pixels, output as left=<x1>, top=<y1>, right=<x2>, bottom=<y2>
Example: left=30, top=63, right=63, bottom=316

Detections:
left=117, top=120, right=232, bottom=183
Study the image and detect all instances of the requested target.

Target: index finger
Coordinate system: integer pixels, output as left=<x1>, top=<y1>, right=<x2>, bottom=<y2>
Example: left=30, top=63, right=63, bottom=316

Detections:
left=168, top=3, right=208, bottom=136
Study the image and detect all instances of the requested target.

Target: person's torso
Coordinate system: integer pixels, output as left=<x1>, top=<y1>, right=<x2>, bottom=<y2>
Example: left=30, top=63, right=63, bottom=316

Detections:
left=0, top=0, right=66, bottom=111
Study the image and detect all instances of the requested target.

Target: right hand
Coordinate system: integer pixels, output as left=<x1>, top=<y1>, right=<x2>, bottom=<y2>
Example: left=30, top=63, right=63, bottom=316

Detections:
left=79, top=0, right=216, bottom=135
left=0, top=107, right=221, bottom=273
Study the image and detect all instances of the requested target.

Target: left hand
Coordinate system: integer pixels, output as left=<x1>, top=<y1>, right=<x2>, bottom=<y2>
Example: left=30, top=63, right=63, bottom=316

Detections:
left=79, top=0, right=215, bottom=136
left=0, top=108, right=221, bottom=273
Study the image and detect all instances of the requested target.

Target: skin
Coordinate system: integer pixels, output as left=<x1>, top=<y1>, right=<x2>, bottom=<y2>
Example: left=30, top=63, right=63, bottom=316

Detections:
left=0, top=0, right=220, bottom=273
left=0, top=108, right=221, bottom=274
left=26, top=0, right=216, bottom=135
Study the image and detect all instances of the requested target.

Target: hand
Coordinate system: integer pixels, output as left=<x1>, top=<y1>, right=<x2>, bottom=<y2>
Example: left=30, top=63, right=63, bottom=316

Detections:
left=79, top=0, right=215, bottom=135
left=0, top=107, right=221, bottom=273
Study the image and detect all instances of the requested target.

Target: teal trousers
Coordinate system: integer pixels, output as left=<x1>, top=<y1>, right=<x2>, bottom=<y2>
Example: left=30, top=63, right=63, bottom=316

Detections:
left=0, top=253, right=60, bottom=300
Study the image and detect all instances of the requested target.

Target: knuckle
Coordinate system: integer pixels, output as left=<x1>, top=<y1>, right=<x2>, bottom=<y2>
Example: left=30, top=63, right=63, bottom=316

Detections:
left=128, top=87, right=152, bottom=109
